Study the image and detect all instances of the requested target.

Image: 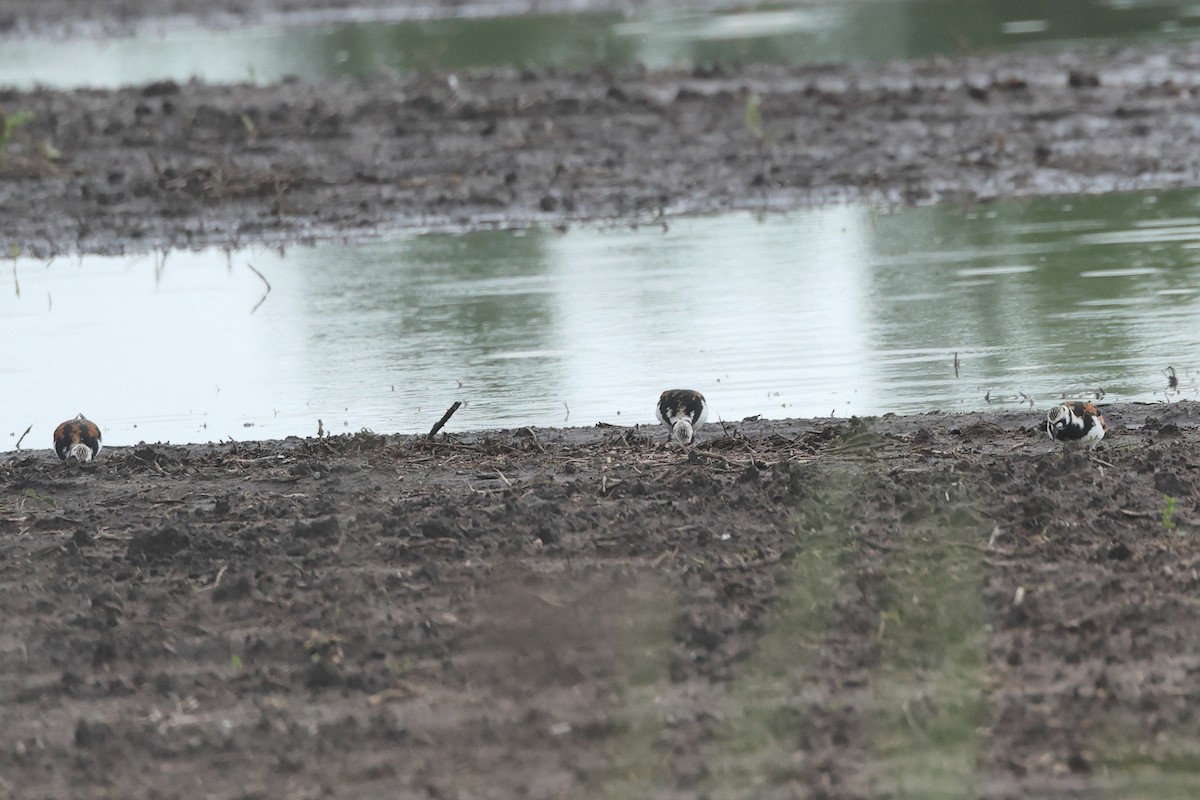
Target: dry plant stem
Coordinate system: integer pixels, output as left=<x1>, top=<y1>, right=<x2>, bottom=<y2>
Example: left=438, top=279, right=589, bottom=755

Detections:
left=428, top=401, right=463, bottom=440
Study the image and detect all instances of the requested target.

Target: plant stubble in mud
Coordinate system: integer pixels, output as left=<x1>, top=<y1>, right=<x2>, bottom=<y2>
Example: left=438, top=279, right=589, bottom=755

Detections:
left=4, top=405, right=1200, bottom=796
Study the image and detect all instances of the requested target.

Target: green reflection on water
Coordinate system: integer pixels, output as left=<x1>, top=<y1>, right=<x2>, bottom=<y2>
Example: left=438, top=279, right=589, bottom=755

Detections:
left=3, top=0, right=1200, bottom=89
left=272, top=187, right=1200, bottom=439
left=863, top=189, right=1200, bottom=407
left=300, top=227, right=557, bottom=351
left=291, top=227, right=565, bottom=424
left=9, top=187, right=1200, bottom=444
left=321, top=13, right=638, bottom=74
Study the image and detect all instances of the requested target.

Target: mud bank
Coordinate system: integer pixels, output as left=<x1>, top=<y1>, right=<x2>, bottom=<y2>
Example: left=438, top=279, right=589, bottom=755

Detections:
left=3, top=45, right=1200, bottom=256
left=3, top=403, right=1200, bottom=797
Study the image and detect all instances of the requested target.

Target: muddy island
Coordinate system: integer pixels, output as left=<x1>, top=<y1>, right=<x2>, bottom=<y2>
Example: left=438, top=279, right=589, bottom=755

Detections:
left=3, top=42, right=1200, bottom=256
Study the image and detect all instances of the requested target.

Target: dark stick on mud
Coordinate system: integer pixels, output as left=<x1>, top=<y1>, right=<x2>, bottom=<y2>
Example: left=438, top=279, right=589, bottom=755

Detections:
left=14, top=424, right=31, bottom=449
left=428, top=401, right=462, bottom=440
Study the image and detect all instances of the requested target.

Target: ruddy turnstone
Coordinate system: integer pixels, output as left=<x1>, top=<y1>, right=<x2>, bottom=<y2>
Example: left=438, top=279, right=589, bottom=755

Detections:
left=656, top=389, right=707, bottom=446
left=53, top=414, right=102, bottom=463
left=1044, top=401, right=1107, bottom=448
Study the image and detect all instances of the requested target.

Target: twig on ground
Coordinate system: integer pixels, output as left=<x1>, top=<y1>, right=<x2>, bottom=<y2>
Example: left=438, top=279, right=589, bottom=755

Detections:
left=198, top=564, right=229, bottom=592
left=14, top=424, right=31, bottom=449
left=650, top=548, right=678, bottom=569
left=428, top=401, right=462, bottom=440
left=428, top=441, right=487, bottom=454
left=986, top=527, right=1003, bottom=548
left=519, top=588, right=568, bottom=608
left=1118, top=508, right=1155, bottom=518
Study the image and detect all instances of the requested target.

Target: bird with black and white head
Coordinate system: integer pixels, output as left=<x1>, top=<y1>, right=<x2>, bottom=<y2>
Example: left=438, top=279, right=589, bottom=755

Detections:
left=1044, top=401, right=1107, bottom=449
left=656, top=389, right=707, bottom=446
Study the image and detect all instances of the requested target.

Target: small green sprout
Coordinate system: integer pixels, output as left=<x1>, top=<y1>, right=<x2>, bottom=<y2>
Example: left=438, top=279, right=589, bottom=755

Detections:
left=0, top=110, right=33, bottom=155
left=1163, top=495, right=1178, bottom=532
left=24, top=488, right=55, bottom=508
left=240, top=113, right=258, bottom=143
left=744, top=91, right=763, bottom=140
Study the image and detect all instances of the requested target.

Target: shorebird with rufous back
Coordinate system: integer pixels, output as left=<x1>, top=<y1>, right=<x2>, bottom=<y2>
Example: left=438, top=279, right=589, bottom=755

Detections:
left=53, top=414, right=102, bottom=463
left=1044, top=401, right=1107, bottom=449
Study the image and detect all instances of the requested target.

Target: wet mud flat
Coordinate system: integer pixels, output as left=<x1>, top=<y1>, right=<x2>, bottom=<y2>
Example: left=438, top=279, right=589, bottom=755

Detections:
left=5, top=43, right=1200, bottom=256
left=3, top=403, right=1200, bottom=798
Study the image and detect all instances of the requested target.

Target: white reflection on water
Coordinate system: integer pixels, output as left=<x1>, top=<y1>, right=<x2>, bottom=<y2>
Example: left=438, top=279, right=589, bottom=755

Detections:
left=5, top=192, right=1200, bottom=449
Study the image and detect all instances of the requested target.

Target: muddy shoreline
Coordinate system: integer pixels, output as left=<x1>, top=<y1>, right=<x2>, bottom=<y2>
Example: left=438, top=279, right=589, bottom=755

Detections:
left=4, top=44, right=1200, bottom=256
left=3, top=403, right=1200, bottom=797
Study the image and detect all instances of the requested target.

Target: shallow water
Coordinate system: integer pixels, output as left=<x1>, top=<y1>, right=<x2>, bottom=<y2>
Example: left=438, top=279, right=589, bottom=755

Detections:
left=3, top=188, right=1199, bottom=449
left=2, top=0, right=1199, bottom=90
